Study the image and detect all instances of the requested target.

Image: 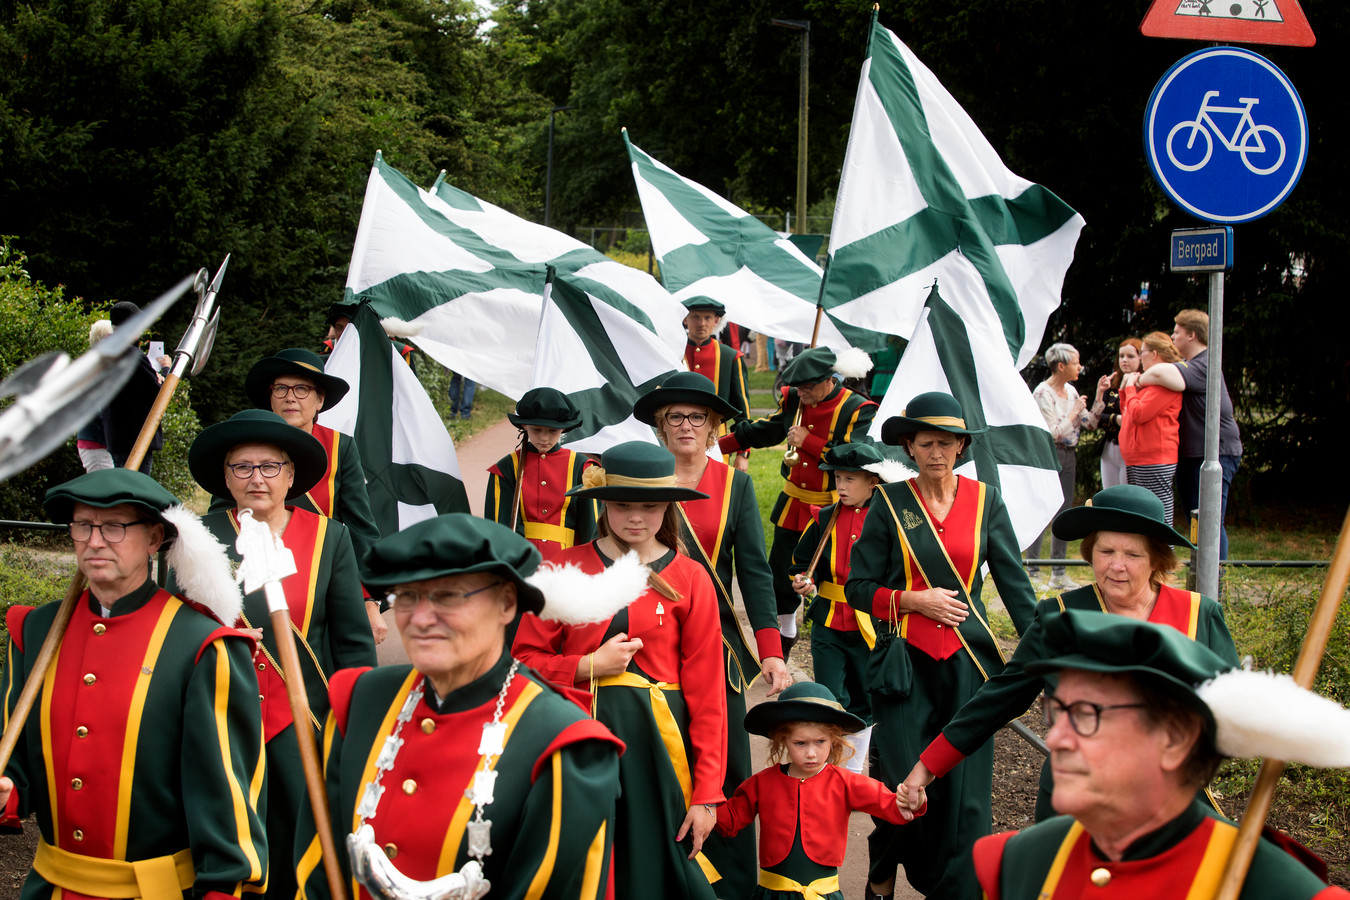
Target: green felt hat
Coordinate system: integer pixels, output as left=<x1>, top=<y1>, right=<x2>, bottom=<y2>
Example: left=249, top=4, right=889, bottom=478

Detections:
left=681, top=296, right=726, bottom=316
left=188, top=409, right=328, bottom=500
left=818, top=441, right=887, bottom=473
left=244, top=348, right=350, bottom=413
left=1025, top=610, right=1230, bottom=734
left=743, top=681, right=866, bottom=736
left=632, top=371, right=739, bottom=426
left=780, top=347, right=838, bottom=387
left=361, top=513, right=545, bottom=615
left=507, top=387, right=583, bottom=430
left=880, top=391, right=986, bottom=444
left=44, top=469, right=182, bottom=543
left=1053, top=484, right=1193, bottom=549
left=565, top=441, right=709, bottom=502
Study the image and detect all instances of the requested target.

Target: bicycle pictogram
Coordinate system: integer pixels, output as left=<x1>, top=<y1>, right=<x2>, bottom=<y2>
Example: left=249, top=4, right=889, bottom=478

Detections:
left=1166, top=91, right=1287, bottom=175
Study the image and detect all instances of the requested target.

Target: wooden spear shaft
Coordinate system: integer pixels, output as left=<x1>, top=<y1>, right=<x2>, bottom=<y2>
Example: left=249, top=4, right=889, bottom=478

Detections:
left=802, top=502, right=842, bottom=587
left=1213, top=503, right=1350, bottom=900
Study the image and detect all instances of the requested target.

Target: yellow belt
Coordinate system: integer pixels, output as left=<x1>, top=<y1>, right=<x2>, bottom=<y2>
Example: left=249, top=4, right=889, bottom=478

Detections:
left=594, top=672, right=721, bottom=884
left=782, top=482, right=837, bottom=506
left=758, top=870, right=841, bottom=899
left=816, top=582, right=878, bottom=650
left=34, top=840, right=194, bottom=899
left=521, top=521, right=575, bottom=546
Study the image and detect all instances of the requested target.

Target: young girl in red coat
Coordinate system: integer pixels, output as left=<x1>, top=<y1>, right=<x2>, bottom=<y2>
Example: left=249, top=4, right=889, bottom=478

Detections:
left=715, top=682, right=925, bottom=899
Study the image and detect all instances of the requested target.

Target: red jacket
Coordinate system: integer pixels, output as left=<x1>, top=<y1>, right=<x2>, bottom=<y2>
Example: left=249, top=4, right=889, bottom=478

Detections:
left=1119, top=383, right=1181, bottom=466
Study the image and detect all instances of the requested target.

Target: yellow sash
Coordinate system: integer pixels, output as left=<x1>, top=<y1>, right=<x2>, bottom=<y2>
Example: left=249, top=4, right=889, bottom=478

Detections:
left=782, top=482, right=837, bottom=506
left=816, top=581, right=877, bottom=649
left=758, top=870, right=841, bottom=899
left=34, top=840, right=194, bottom=899
left=522, top=521, right=575, bottom=545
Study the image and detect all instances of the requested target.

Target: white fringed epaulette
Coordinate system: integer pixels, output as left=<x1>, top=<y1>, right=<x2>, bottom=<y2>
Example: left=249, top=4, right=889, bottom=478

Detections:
left=381, top=317, right=424, bottom=339
left=161, top=505, right=242, bottom=626
left=831, top=347, right=874, bottom=379
left=1198, top=668, right=1350, bottom=767
left=527, top=551, right=650, bottom=625
left=864, top=458, right=916, bottom=484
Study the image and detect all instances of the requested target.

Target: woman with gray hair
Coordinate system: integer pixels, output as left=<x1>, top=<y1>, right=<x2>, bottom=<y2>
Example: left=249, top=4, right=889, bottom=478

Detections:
left=1028, top=342, right=1097, bottom=589
left=75, top=320, right=116, bottom=472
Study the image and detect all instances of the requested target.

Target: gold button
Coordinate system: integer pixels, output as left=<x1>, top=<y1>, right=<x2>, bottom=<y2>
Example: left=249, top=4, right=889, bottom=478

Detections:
left=1090, top=868, right=1111, bottom=887
left=73, top=829, right=84, bottom=842
left=808, top=424, right=814, bottom=430
left=937, top=623, right=944, bottom=629
left=420, top=718, right=435, bottom=734
left=694, top=364, right=701, bottom=369
left=402, top=779, right=417, bottom=795
left=540, top=480, right=547, bottom=486
left=76, top=726, right=89, bottom=738
left=259, top=694, right=265, bottom=701
left=83, top=674, right=96, bottom=685
left=384, top=843, right=399, bottom=859
left=541, top=508, right=549, bottom=515
left=851, top=534, right=858, bottom=540
left=258, top=662, right=266, bottom=670
left=71, top=778, right=83, bottom=790
left=93, top=624, right=106, bottom=635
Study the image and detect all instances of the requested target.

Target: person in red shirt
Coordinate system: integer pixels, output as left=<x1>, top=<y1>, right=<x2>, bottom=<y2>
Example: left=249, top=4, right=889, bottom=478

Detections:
left=1119, top=331, right=1184, bottom=525
left=514, top=441, right=728, bottom=900
left=715, top=681, right=922, bottom=899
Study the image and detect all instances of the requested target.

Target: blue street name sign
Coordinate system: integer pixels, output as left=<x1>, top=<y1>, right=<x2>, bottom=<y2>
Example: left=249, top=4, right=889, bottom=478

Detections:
left=1144, top=47, right=1308, bottom=224
left=1170, top=227, right=1233, bottom=273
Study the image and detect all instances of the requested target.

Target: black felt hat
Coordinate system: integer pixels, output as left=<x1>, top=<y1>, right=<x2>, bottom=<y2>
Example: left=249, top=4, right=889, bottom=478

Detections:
left=244, top=348, right=350, bottom=413
left=565, top=441, right=709, bottom=502
left=743, top=681, right=866, bottom=736
left=632, top=371, right=739, bottom=426
left=507, top=387, right=583, bottom=430
left=188, top=410, right=328, bottom=500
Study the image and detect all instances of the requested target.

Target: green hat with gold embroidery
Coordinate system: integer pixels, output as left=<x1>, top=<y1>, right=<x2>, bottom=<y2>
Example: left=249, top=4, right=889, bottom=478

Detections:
left=507, top=387, right=583, bottom=430
left=565, top=441, right=709, bottom=502
left=743, top=680, right=866, bottom=735
left=1052, top=484, right=1192, bottom=549
left=44, top=469, right=182, bottom=542
left=244, top=348, right=350, bottom=412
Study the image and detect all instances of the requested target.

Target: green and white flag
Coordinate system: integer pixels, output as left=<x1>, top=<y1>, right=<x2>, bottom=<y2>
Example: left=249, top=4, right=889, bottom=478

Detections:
left=870, top=285, right=1059, bottom=546
left=822, top=14, right=1085, bottom=367
left=623, top=130, right=856, bottom=351
left=345, top=152, right=687, bottom=400
left=320, top=302, right=469, bottom=533
left=534, top=269, right=680, bottom=454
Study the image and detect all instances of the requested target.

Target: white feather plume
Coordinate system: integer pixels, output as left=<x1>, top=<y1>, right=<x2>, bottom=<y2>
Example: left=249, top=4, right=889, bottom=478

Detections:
left=380, top=317, right=424, bottom=338
left=161, top=505, right=242, bottom=626
left=528, top=551, right=651, bottom=625
left=831, top=347, right=874, bottom=379
left=1199, top=669, right=1350, bottom=767
left=864, top=458, right=916, bottom=483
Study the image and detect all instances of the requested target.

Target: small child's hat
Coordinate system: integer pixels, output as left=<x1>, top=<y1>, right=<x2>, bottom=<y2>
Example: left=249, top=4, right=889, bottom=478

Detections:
left=743, top=681, right=866, bottom=736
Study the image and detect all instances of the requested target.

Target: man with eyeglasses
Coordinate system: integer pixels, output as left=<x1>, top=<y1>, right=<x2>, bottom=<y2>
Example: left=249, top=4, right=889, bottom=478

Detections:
left=0, top=468, right=267, bottom=898
left=948, top=611, right=1350, bottom=900
left=681, top=297, right=751, bottom=469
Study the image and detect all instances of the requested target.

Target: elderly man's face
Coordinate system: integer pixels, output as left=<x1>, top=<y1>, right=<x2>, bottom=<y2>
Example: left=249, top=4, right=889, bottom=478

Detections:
left=270, top=376, right=324, bottom=431
left=71, top=502, right=164, bottom=606
left=684, top=310, right=721, bottom=344
left=394, top=572, right=517, bottom=696
left=795, top=378, right=836, bottom=406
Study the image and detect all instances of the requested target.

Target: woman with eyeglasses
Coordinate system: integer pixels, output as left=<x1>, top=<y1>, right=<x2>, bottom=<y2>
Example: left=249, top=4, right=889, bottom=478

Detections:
left=631, top=371, right=790, bottom=900
left=184, top=409, right=377, bottom=900
left=898, top=484, right=1238, bottom=824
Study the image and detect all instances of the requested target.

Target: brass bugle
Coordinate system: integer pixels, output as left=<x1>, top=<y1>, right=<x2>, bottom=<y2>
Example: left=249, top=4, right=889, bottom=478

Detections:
left=783, top=405, right=803, bottom=466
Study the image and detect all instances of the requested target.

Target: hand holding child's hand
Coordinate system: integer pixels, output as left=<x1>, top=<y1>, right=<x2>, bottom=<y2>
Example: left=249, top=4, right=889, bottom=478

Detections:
left=894, top=785, right=917, bottom=822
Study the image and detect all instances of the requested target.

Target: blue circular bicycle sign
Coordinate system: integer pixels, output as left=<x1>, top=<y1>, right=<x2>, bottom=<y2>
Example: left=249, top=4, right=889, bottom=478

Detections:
left=1144, top=47, right=1307, bottom=224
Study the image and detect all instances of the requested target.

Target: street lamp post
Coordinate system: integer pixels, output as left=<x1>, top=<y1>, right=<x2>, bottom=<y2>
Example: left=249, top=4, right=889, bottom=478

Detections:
left=771, top=19, right=810, bottom=234
left=545, top=105, right=576, bottom=228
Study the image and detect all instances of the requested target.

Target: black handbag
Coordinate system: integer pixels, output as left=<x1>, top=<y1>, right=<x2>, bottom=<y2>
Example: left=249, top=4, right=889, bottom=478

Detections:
left=863, top=592, right=913, bottom=698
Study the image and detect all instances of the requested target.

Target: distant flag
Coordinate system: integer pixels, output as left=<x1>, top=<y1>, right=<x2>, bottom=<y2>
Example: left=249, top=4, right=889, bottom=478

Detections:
left=821, top=14, right=1085, bottom=368
left=622, top=130, right=860, bottom=351
left=533, top=268, right=681, bottom=454
left=319, top=302, right=469, bottom=533
left=344, top=152, right=687, bottom=401
left=870, top=285, right=1059, bottom=547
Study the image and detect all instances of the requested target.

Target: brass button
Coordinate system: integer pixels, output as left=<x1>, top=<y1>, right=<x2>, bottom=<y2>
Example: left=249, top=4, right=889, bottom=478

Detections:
left=694, top=364, right=701, bottom=369
left=937, top=623, right=944, bottom=629
left=259, top=694, right=265, bottom=701
left=540, top=480, right=547, bottom=486
left=83, top=674, right=96, bottom=685
left=76, top=726, right=89, bottom=739
left=851, top=534, right=858, bottom=540
left=73, top=829, right=84, bottom=842
left=93, top=624, right=106, bottom=635
left=402, top=779, right=417, bottom=795
left=384, top=843, right=399, bottom=859
left=71, top=778, right=83, bottom=790
left=808, top=424, right=814, bottom=430
left=258, top=662, right=266, bottom=670
left=1090, top=868, right=1111, bottom=887
left=420, top=718, right=435, bottom=734
left=541, top=508, right=548, bottom=515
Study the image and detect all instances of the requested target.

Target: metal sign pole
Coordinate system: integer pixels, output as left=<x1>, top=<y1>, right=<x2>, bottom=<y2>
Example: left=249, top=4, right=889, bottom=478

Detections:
left=1196, top=270, right=1224, bottom=598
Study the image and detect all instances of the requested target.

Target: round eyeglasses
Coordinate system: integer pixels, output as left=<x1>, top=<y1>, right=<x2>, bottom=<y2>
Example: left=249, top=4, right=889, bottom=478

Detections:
left=664, top=411, right=709, bottom=427
left=1041, top=692, right=1146, bottom=738
left=69, top=520, right=154, bottom=544
left=226, top=462, right=291, bottom=480
left=271, top=383, right=315, bottom=399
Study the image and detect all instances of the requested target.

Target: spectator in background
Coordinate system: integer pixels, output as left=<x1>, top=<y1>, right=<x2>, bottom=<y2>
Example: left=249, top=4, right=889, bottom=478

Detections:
left=1091, top=338, right=1142, bottom=489
left=100, top=301, right=164, bottom=474
left=76, top=319, right=116, bottom=472
left=1028, top=342, right=1097, bottom=589
left=448, top=370, right=476, bottom=419
left=1120, top=331, right=1183, bottom=526
left=1138, top=309, right=1244, bottom=559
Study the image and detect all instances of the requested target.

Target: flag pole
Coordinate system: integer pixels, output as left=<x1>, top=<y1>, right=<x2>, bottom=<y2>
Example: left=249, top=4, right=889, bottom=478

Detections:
left=0, top=260, right=227, bottom=778
left=1213, top=502, right=1350, bottom=900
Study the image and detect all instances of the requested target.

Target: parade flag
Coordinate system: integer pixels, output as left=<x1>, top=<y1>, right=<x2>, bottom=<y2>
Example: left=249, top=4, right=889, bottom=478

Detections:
left=533, top=269, right=680, bottom=454
left=821, top=14, right=1085, bottom=368
left=320, top=302, right=469, bottom=533
left=344, top=152, right=687, bottom=401
left=622, top=130, right=859, bottom=351
left=870, top=285, right=1059, bottom=547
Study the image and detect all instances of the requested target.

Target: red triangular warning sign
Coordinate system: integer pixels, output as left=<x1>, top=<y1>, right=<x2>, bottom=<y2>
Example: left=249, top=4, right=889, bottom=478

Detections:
left=1140, top=0, right=1315, bottom=47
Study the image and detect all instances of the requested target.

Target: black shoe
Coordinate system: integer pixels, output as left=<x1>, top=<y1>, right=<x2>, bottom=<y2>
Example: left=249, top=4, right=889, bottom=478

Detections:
left=780, top=633, right=796, bottom=661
